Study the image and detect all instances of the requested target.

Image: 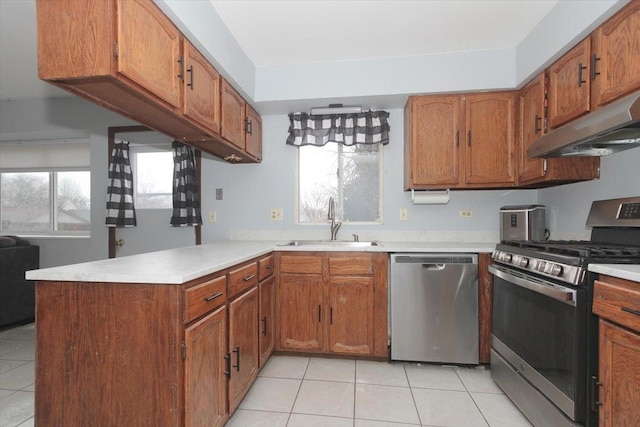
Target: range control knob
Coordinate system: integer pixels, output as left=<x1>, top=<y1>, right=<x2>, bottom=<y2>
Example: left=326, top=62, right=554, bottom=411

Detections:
left=536, top=261, right=547, bottom=272
left=517, top=257, right=529, bottom=268
left=502, top=253, right=513, bottom=263
left=546, top=263, right=563, bottom=277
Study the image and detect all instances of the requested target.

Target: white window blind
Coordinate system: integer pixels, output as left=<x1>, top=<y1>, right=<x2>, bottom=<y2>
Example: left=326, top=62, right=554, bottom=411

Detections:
left=0, top=139, right=90, bottom=169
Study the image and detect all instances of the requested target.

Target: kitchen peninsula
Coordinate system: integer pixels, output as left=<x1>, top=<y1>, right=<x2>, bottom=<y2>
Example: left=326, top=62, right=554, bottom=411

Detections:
left=27, top=240, right=495, bottom=426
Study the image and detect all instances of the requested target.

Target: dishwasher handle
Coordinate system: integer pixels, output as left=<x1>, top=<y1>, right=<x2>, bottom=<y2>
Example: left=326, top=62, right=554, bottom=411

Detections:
left=392, top=254, right=478, bottom=265
left=422, top=263, right=446, bottom=270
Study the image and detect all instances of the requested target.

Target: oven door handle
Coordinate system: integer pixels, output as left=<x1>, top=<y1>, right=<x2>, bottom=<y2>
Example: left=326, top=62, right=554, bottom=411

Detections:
left=489, top=265, right=577, bottom=305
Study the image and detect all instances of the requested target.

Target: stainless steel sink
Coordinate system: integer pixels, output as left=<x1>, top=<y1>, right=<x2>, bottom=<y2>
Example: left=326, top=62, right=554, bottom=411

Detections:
left=278, top=240, right=381, bottom=247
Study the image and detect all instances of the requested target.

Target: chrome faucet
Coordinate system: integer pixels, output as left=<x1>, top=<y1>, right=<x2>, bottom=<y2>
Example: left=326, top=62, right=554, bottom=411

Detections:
left=328, top=197, right=342, bottom=240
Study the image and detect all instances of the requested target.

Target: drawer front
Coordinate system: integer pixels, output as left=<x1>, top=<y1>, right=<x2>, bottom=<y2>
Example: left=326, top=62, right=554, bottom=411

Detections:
left=258, top=255, right=275, bottom=281
left=279, top=254, right=323, bottom=274
left=594, top=277, right=640, bottom=333
left=228, top=262, right=258, bottom=299
left=185, top=275, right=227, bottom=323
left=329, top=254, right=373, bottom=275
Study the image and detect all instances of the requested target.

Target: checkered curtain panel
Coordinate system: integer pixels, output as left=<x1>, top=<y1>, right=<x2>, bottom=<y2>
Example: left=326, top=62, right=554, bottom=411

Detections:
left=286, top=110, right=390, bottom=146
left=170, top=141, right=202, bottom=227
left=105, top=140, right=137, bottom=227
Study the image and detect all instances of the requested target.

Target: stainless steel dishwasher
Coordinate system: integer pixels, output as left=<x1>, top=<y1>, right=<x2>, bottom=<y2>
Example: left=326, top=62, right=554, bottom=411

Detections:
left=390, top=253, right=479, bottom=364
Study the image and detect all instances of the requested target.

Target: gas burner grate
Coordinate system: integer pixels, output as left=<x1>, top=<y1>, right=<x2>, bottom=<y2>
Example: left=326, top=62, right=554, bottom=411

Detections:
left=502, top=240, right=640, bottom=258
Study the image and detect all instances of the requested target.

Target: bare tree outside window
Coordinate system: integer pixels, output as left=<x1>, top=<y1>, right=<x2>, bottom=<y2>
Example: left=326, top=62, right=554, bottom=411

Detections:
left=298, top=143, right=382, bottom=224
left=1, top=171, right=91, bottom=234
left=133, top=151, right=173, bottom=209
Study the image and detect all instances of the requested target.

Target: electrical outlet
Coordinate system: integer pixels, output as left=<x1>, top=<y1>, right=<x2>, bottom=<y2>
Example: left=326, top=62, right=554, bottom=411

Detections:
left=208, top=210, right=217, bottom=223
left=215, top=188, right=223, bottom=200
left=270, top=208, right=283, bottom=221
left=459, top=210, right=473, bottom=218
left=399, top=208, right=408, bottom=221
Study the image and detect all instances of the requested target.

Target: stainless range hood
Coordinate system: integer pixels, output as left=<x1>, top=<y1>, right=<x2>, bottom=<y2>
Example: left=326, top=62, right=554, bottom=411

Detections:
left=528, top=90, right=640, bottom=158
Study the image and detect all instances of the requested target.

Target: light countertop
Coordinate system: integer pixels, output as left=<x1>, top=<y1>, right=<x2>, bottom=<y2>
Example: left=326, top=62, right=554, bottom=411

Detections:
left=589, top=264, right=640, bottom=283
left=25, top=240, right=497, bottom=284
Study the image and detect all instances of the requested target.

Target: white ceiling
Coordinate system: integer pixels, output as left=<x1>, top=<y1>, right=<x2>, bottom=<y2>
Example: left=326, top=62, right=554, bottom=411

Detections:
left=209, top=0, right=558, bottom=66
left=0, top=0, right=558, bottom=102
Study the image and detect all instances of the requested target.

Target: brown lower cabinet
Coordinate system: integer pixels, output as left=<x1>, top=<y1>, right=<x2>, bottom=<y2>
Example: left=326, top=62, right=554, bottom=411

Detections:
left=277, top=252, right=388, bottom=357
left=593, top=275, right=640, bottom=427
left=35, top=275, right=229, bottom=426
left=227, top=286, right=259, bottom=414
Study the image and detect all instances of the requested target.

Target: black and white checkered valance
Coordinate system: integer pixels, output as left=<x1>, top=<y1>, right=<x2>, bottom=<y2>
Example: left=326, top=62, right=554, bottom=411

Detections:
left=286, top=111, right=390, bottom=146
left=170, top=141, right=202, bottom=227
left=105, top=140, right=136, bottom=228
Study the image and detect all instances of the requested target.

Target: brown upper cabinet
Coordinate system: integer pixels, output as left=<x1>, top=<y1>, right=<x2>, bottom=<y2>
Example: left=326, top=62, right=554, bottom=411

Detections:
left=36, top=0, right=261, bottom=164
left=221, top=80, right=263, bottom=162
left=547, top=38, right=592, bottom=129
left=404, top=92, right=516, bottom=190
left=517, top=73, right=600, bottom=187
left=548, top=1, right=640, bottom=129
left=591, top=0, right=640, bottom=108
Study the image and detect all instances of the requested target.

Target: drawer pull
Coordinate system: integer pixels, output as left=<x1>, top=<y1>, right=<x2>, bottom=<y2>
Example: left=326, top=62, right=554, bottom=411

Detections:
left=203, top=292, right=224, bottom=302
left=266, top=265, right=274, bottom=270
left=243, top=274, right=256, bottom=282
left=262, top=316, right=267, bottom=336
left=622, top=307, right=640, bottom=317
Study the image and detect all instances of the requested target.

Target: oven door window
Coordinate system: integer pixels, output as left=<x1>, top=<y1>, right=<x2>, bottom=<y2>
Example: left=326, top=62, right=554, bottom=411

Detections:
left=493, top=274, right=584, bottom=400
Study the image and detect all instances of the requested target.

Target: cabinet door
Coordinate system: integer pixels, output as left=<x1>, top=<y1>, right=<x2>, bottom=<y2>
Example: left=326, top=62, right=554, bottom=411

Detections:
left=221, top=79, right=246, bottom=149
left=117, top=0, right=182, bottom=108
left=548, top=38, right=591, bottom=129
left=184, top=306, right=227, bottom=427
left=245, top=104, right=263, bottom=161
left=405, top=96, right=461, bottom=189
left=598, top=320, right=640, bottom=427
left=228, top=286, right=259, bottom=414
left=517, top=73, right=547, bottom=184
left=591, top=1, right=640, bottom=108
left=278, top=273, right=324, bottom=352
left=259, top=276, right=276, bottom=367
left=464, top=92, right=516, bottom=185
left=183, top=41, right=220, bottom=135
left=328, top=277, right=374, bottom=355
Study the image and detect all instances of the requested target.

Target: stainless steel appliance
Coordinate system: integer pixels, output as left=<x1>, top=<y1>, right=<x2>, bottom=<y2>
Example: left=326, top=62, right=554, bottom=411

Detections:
left=390, top=253, right=478, bottom=364
left=500, top=204, right=547, bottom=242
left=528, top=90, right=640, bottom=158
left=490, top=196, right=640, bottom=427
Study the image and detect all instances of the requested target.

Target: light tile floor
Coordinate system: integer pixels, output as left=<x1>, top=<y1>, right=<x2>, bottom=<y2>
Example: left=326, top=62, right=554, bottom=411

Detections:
left=0, top=324, right=532, bottom=427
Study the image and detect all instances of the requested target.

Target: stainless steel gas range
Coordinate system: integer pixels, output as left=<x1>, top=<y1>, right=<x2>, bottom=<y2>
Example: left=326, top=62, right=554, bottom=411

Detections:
left=489, top=196, right=640, bottom=427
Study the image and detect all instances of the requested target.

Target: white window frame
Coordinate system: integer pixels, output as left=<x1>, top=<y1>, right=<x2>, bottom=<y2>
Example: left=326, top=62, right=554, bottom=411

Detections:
left=0, top=167, right=91, bottom=237
left=296, top=144, right=384, bottom=225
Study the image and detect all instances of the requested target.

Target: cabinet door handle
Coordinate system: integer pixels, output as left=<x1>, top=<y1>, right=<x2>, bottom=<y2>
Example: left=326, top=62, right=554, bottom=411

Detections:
left=177, top=56, right=184, bottom=81
left=330, top=307, right=333, bottom=325
left=203, top=292, right=223, bottom=302
left=456, top=130, right=460, bottom=147
left=187, top=65, right=194, bottom=89
left=534, top=115, right=542, bottom=134
left=244, top=118, right=253, bottom=135
left=590, top=376, right=602, bottom=411
left=232, top=346, right=240, bottom=372
left=622, top=307, right=640, bottom=317
left=262, top=316, right=267, bottom=336
left=578, top=62, right=587, bottom=87
left=318, top=305, right=322, bottom=322
left=467, top=130, right=471, bottom=147
left=243, top=274, right=256, bottom=282
left=591, top=54, right=601, bottom=80
left=224, top=353, right=231, bottom=378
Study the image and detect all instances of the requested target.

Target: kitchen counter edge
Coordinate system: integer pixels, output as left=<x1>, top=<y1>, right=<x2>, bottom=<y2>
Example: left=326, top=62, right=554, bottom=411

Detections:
left=589, top=264, right=640, bottom=283
left=26, top=240, right=496, bottom=284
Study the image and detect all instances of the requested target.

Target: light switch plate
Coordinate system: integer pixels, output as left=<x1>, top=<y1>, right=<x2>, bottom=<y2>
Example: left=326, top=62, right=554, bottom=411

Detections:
left=215, top=188, right=223, bottom=200
left=209, top=210, right=217, bottom=223
left=399, top=208, right=408, bottom=221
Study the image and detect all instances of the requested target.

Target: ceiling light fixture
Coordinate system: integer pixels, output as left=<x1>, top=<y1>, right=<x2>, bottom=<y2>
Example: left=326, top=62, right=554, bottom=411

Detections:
left=310, top=104, right=363, bottom=115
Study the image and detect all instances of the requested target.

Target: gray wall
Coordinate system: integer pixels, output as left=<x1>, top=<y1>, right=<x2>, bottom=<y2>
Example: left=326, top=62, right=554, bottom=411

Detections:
left=2, top=97, right=639, bottom=267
